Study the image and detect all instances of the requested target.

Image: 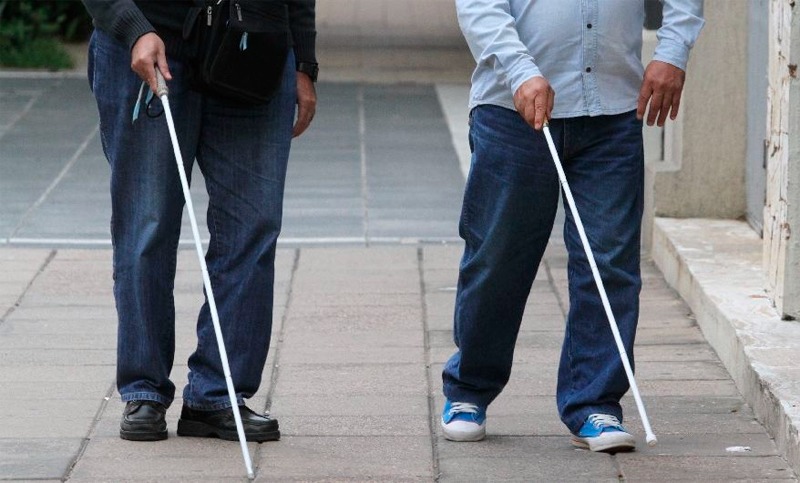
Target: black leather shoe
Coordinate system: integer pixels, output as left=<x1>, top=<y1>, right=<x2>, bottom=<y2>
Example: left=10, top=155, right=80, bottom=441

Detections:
left=120, top=400, right=168, bottom=441
left=177, top=405, right=280, bottom=442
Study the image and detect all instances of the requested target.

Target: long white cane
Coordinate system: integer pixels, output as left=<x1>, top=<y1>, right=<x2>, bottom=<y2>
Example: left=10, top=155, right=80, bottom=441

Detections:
left=155, top=71, right=256, bottom=478
left=542, top=123, right=657, bottom=447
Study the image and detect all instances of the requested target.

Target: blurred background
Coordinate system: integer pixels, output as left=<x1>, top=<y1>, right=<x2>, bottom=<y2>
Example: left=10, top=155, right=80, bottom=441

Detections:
left=0, top=0, right=665, bottom=70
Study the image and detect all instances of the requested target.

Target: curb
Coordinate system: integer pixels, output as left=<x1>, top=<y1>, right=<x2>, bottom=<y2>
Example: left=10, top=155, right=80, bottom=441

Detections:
left=652, top=217, right=800, bottom=476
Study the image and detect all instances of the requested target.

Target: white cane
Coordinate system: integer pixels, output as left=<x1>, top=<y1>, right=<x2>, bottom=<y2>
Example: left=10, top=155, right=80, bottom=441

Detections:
left=155, top=70, right=256, bottom=479
left=542, top=123, right=657, bottom=447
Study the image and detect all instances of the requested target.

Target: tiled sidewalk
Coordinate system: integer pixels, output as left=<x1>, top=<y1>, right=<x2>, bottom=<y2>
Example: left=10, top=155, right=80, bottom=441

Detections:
left=0, top=244, right=795, bottom=481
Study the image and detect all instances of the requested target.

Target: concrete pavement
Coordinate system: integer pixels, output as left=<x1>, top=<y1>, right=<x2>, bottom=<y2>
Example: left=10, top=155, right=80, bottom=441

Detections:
left=1, top=243, right=796, bottom=481
left=1, top=30, right=798, bottom=483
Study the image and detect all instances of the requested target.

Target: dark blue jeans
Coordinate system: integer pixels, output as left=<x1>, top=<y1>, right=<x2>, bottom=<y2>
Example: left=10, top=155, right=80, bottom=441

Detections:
left=88, top=30, right=296, bottom=410
left=442, top=105, right=644, bottom=434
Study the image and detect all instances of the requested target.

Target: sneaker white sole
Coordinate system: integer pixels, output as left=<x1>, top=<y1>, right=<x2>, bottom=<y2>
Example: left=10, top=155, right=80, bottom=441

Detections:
left=441, top=420, right=486, bottom=442
left=571, top=431, right=636, bottom=453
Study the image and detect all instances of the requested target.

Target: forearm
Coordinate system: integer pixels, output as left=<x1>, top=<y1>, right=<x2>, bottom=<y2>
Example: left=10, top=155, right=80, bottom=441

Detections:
left=82, top=0, right=154, bottom=51
left=287, top=0, right=317, bottom=65
left=654, top=0, right=705, bottom=70
left=456, top=0, right=542, bottom=94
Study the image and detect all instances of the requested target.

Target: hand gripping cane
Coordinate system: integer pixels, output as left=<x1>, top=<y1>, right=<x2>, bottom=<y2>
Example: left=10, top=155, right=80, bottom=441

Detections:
left=542, top=122, right=657, bottom=447
left=155, top=71, right=257, bottom=478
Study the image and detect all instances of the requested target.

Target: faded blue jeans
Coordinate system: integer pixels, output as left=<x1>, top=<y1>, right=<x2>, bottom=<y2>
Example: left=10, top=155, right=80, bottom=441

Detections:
left=88, top=30, right=296, bottom=410
left=442, top=105, right=643, bottom=434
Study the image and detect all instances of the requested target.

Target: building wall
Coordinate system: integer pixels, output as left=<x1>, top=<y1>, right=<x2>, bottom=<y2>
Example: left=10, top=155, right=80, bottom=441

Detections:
left=644, top=0, right=749, bottom=238
left=316, top=0, right=463, bottom=47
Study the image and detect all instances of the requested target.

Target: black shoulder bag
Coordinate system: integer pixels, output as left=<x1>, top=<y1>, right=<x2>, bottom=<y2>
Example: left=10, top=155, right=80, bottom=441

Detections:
left=184, top=0, right=291, bottom=104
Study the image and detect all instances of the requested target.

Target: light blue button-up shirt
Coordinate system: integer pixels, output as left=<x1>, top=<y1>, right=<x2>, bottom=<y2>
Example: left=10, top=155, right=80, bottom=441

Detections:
left=457, top=0, right=705, bottom=118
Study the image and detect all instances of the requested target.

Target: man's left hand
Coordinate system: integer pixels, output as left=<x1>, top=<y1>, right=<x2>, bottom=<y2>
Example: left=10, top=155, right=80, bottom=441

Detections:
left=293, top=72, right=316, bottom=138
left=637, top=60, right=686, bottom=127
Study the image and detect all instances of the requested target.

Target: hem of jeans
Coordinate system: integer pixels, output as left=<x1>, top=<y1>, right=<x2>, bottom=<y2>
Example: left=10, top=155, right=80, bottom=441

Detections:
left=182, top=396, right=246, bottom=411
left=120, top=392, right=172, bottom=407
left=442, top=386, right=493, bottom=409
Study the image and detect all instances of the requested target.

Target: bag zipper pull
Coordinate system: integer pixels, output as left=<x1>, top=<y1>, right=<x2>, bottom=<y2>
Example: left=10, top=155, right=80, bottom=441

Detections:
left=206, top=5, right=213, bottom=26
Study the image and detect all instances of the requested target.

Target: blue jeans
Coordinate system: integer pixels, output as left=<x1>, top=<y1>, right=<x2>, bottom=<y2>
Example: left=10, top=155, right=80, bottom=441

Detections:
left=88, top=30, right=296, bottom=410
left=442, top=105, right=643, bottom=434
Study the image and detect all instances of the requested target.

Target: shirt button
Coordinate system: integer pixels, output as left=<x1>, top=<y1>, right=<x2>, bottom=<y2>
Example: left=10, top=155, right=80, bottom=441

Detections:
left=587, top=23, right=593, bottom=29
left=586, top=67, right=592, bottom=73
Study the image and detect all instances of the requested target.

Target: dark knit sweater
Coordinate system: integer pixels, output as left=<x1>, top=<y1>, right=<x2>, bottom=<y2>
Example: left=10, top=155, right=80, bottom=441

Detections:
left=81, top=0, right=316, bottom=65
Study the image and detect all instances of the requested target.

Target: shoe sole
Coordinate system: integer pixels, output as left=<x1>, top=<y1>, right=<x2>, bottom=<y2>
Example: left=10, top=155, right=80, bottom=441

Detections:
left=177, top=419, right=280, bottom=442
left=571, top=436, right=635, bottom=453
left=441, top=421, right=486, bottom=442
left=120, top=429, right=168, bottom=441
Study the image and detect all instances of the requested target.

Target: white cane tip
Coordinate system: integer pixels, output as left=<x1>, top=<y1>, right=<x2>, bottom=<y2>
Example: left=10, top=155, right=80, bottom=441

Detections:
left=247, top=471, right=255, bottom=480
left=646, top=435, right=658, bottom=446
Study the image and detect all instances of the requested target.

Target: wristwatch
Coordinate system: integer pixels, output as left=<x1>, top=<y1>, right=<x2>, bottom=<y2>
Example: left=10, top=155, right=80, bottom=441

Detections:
left=297, top=62, right=319, bottom=82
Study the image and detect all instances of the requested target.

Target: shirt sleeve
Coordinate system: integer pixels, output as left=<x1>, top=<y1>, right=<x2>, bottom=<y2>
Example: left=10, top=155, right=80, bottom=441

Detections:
left=455, top=0, right=542, bottom=95
left=287, top=0, right=317, bottom=65
left=81, top=0, right=155, bottom=52
left=654, top=0, right=705, bottom=71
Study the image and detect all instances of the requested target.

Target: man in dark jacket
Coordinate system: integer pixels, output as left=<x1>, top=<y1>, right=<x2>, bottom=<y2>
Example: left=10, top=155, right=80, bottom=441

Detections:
left=82, top=0, right=318, bottom=442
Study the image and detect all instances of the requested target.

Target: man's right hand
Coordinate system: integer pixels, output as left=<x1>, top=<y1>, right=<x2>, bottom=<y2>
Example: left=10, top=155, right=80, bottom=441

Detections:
left=513, top=76, right=554, bottom=131
left=131, top=32, right=172, bottom=94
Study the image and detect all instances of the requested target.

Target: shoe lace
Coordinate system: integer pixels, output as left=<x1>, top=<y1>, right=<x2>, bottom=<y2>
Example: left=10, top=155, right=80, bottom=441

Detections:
left=588, top=414, right=622, bottom=429
left=449, top=402, right=480, bottom=416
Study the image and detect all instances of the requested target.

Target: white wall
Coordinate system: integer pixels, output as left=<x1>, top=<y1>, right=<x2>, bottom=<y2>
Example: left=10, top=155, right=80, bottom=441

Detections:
left=316, top=0, right=463, bottom=47
left=643, top=0, right=749, bottom=252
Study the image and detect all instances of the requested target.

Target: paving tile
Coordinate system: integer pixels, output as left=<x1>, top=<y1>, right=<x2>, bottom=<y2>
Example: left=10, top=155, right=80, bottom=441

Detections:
left=0, top=348, right=115, bottom=366
left=278, top=415, right=430, bottom=437
left=270, top=395, right=428, bottom=417
left=273, top=363, right=427, bottom=397
left=616, top=454, right=794, bottom=481
left=635, top=343, right=719, bottom=362
left=0, top=365, right=114, bottom=383
left=0, top=333, right=115, bottom=350
left=0, top=381, right=114, bottom=401
left=635, top=361, right=732, bottom=381
left=279, top=328, right=424, bottom=353
left=284, top=309, right=422, bottom=334
left=254, top=436, right=433, bottom=480
left=278, top=341, right=425, bottom=364
left=0, top=438, right=83, bottom=480
left=68, top=436, right=258, bottom=480
left=637, top=379, right=742, bottom=397
left=437, top=437, right=619, bottom=482
left=290, top=292, right=421, bottom=308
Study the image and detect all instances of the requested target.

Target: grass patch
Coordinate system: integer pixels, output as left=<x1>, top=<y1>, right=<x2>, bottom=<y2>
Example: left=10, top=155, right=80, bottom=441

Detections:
left=0, top=37, right=74, bottom=70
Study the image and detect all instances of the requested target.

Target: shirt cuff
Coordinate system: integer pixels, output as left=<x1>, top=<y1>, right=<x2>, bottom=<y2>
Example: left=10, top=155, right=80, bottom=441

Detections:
left=109, top=8, right=155, bottom=53
left=653, top=39, right=691, bottom=72
left=508, top=60, right=543, bottom=96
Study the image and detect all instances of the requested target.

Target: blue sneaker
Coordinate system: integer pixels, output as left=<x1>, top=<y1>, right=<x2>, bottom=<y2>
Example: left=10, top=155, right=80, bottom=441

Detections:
left=571, top=414, right=636, bottom=452
left=441, top=400, right=486, bottom=441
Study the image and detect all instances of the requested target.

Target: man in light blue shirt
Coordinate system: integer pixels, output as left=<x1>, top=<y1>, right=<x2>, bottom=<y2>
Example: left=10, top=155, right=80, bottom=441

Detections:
left=441, top=0, right=704, bottom=452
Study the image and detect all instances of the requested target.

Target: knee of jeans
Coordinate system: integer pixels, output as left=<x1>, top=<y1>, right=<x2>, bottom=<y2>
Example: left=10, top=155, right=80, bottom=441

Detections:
left=113, top=199, right=182, bottom=253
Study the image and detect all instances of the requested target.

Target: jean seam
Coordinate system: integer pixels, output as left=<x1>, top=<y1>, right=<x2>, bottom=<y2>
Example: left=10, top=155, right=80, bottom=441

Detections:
left=461, top=134, right=476, bottom=249
left=565, top=259, right=579, bottom=428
